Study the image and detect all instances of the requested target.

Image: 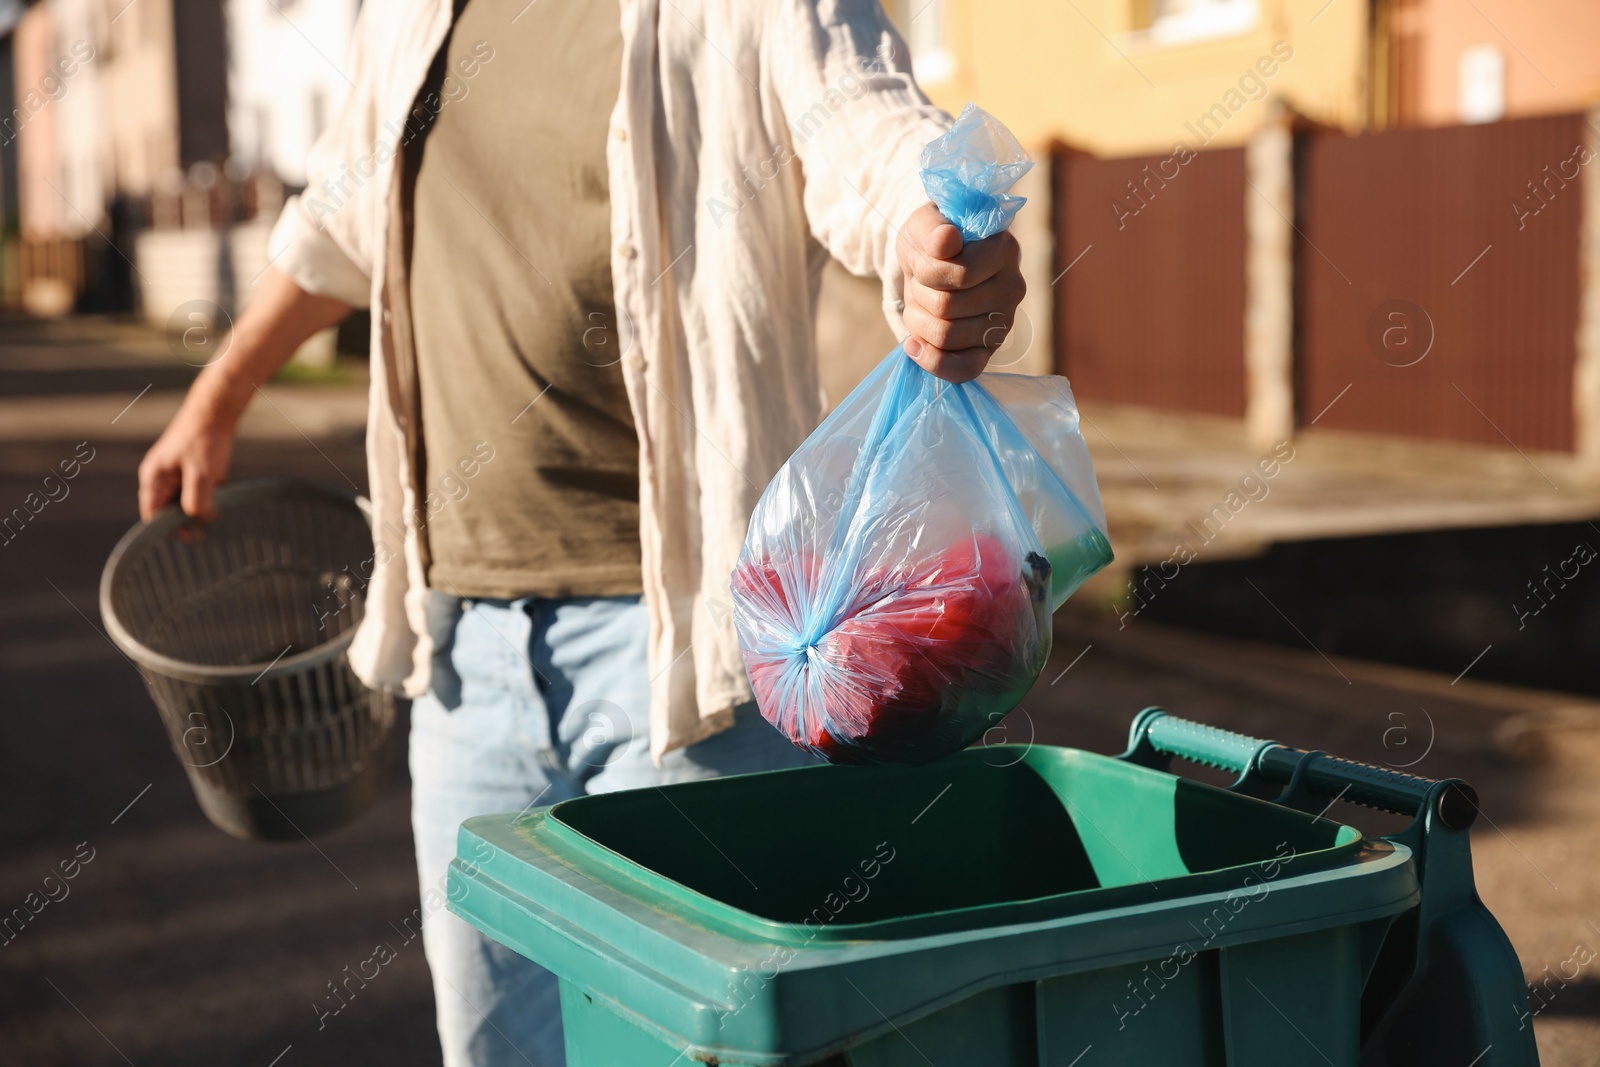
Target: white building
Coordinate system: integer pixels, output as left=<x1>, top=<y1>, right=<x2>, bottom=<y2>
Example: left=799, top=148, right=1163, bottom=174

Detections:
left=224, top=0, right=357, bottom=186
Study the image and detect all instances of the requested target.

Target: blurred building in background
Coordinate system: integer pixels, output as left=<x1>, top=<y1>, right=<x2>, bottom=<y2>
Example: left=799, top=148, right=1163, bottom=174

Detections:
left=223, top=0, right=356, bottom=186
left=1371, top=0, right=1600, bottom=128
left=897, top=0, right=1600, bottom=149
left=891, top=0, right=1600, bottom=467
left=0, top=0, right=354, bottom=340
left=5, top=0, right=110, bottom=314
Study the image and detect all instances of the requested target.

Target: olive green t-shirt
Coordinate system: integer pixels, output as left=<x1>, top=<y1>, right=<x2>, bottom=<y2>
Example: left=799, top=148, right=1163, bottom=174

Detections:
left=408, top=0, right=640, bottom=599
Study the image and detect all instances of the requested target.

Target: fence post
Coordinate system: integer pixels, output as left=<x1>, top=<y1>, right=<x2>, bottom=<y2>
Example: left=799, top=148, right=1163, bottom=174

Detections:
left=1575, top=104, right=1600, bottom=477
left=1244, top=102, right=1296, bottom=448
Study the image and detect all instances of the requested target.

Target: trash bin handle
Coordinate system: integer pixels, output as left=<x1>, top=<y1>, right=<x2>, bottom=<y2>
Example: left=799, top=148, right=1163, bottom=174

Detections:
left=1129, top=708, right=1277, bottom=774
left=1126, top=708, right=1478, bottom=830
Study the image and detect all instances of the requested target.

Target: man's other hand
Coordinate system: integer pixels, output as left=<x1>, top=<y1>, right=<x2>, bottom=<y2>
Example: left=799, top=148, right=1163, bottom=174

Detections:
left=896, top=202, right=1026, bottom=383
left=136, top=268, right=351, bottom=521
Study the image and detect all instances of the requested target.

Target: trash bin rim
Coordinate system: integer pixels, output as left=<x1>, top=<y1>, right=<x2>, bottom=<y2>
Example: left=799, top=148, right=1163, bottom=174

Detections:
left=99, top=476, right=374, bottom=684
left=499, top=747, right=1374, bottom=944
left=457, top=809, right=1414, bottom=957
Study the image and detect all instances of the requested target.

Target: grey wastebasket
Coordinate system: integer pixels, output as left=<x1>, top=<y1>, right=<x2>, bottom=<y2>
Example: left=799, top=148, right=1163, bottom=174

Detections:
left=100, top=477, right=396, bottom=840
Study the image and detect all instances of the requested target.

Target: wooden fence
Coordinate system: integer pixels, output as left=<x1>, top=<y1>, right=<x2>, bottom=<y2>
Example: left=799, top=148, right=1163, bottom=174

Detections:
left=1052, top=111, right=1590, bottom=452
left=1296, top=112, right=1583, bottom=451
left=1053, top=145, right=1248, bottom=418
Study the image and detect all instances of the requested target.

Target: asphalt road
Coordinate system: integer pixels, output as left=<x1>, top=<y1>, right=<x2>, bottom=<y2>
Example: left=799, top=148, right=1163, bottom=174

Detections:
left=2, top=317, right=1596, bottom=1066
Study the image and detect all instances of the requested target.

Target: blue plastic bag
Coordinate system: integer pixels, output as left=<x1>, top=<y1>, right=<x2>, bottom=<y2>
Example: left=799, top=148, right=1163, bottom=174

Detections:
left=730, top=105, right=1113, bottom=764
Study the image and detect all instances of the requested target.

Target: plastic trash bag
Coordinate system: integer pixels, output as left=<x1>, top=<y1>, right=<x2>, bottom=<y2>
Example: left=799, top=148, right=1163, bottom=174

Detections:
left=730, top=104, right=1113, bottom=764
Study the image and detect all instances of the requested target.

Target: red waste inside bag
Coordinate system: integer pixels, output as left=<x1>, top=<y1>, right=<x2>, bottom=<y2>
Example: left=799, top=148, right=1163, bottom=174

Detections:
left=732, top=533, right=1047, bottom=763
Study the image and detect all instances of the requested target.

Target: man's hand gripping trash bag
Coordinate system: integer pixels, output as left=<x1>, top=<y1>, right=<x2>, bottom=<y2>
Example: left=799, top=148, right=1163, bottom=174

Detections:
left=731, top=105, right=1114, bottom=764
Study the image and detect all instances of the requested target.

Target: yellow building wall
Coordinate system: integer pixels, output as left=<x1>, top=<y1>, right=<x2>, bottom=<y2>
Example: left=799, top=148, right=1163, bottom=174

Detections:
left=909, top=0, right=1370, bottom=156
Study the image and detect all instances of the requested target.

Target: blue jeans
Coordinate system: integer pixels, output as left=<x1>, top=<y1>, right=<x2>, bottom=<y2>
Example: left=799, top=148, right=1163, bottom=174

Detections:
left=410, top=592, right=813, bottom=1067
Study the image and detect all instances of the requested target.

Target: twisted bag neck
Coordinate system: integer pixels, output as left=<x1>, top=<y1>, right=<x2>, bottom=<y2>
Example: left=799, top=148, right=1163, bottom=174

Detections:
left=918, top=102, right=1034, bottom=243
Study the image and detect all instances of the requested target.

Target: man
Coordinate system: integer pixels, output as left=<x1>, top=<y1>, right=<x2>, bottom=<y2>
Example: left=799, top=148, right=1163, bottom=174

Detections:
left=138, top=0, right=1025, bottom=1062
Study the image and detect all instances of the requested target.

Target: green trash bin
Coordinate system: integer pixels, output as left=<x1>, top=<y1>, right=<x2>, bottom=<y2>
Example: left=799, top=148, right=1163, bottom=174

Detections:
left=448, top=710, right=1536, bottom=1066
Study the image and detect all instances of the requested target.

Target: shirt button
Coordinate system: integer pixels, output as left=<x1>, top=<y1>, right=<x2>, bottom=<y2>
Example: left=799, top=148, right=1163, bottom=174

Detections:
left=611, top=126, right=628, bottom=142
left=617, top=242, right=638, bottom=260
left=624, top=352, right=645, bottom=372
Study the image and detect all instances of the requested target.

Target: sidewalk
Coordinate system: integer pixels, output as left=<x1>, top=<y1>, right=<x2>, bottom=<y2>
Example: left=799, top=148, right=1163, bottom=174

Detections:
left=1080, top=401, right=1600, bottom=569
left=0, top=315, right=370, bottom=447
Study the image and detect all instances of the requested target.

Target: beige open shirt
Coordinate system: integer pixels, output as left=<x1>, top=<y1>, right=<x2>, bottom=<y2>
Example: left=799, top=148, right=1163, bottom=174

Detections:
left=268, top=0, right=951, bottom=758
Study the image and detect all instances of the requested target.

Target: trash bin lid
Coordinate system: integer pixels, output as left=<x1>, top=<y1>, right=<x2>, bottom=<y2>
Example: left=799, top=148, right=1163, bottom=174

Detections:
left=448, top=745, right=1417, bottom=1063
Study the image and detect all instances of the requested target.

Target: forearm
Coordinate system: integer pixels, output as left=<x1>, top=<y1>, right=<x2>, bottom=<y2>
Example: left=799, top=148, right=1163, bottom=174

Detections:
left=186, top=268, right=354, bottom=427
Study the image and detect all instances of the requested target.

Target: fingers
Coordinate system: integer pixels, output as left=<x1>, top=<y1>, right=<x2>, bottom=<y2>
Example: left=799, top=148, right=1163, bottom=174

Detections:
left=138, top=446, right=219, bottom=523
left=902, top=304, right=1014, bottom=354
left=898, top=202, right=964, bottom=264
left=179, top=460, right=218, bottom=523
left=904, top=338, right=992, bottom=384
left=896, top=202, right=1028, bottom=383
left=901, top=263, right=1026, bottom=364
left=904, top=270, right=1025, bottom=322
left=137, top=458, right=179, bottom=522
left=904, top=228, right=1019, bottom=292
